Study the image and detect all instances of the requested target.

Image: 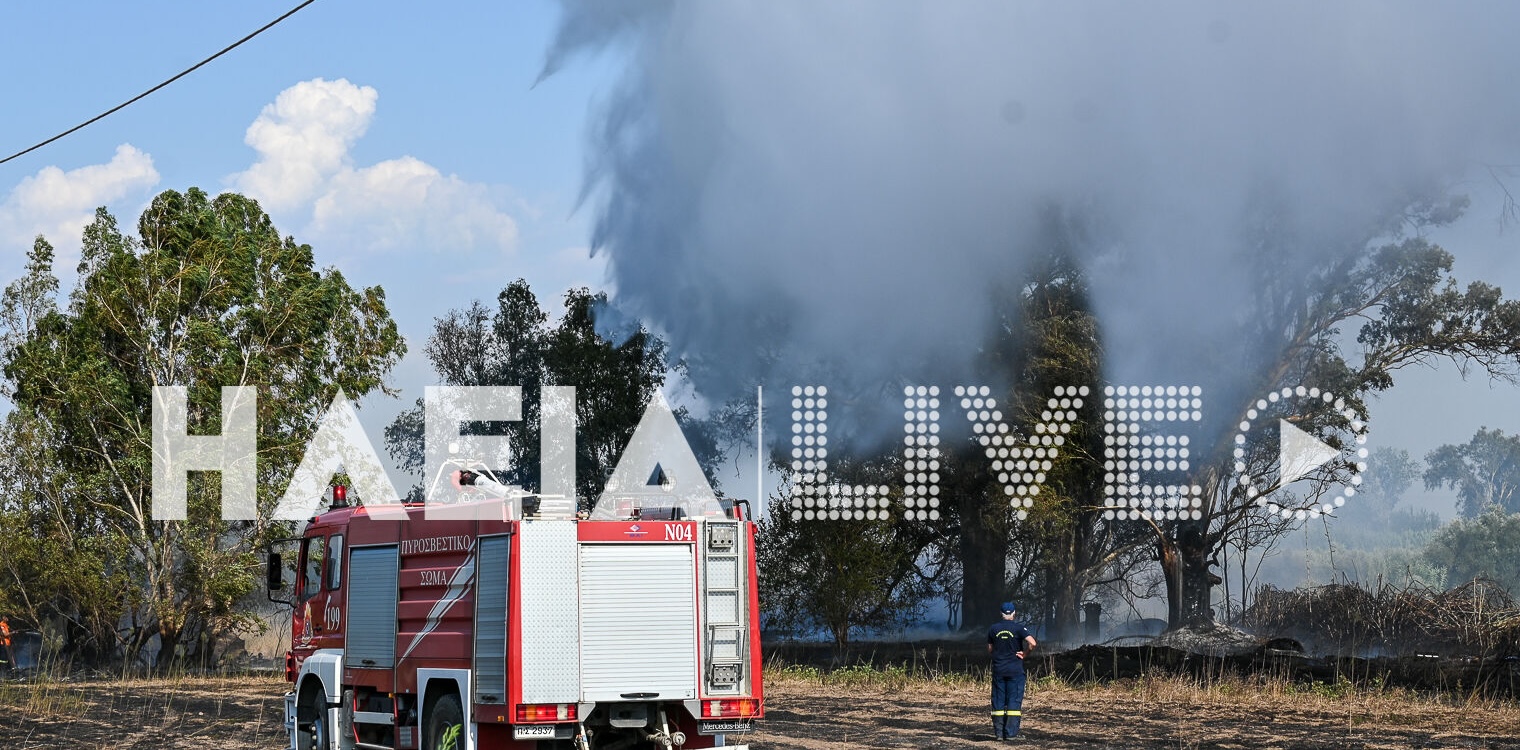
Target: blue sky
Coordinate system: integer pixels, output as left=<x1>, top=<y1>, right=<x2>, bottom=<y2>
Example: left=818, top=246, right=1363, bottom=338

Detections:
left=0, top=0, right=612, bottom=316
left=1, top=2, right=1518, bottom=523
left=0, top=0, right=627, bottom=486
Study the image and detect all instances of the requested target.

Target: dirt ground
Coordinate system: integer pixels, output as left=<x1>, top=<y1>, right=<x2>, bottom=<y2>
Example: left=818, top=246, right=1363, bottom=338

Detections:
left=750, top=675, right=1520, bottom=750
left=0, top=675, right=286, bottom=749
left=0, top=673, right=1517, bottom=749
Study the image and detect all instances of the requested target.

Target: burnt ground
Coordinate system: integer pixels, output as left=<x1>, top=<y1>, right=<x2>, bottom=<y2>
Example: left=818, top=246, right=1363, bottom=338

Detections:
left=0, top=673, right=1516, bottom=749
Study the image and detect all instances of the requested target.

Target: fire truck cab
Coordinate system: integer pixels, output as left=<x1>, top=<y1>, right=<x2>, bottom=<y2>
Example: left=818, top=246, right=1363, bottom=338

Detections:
left=270, top=481, right=762, bottom=750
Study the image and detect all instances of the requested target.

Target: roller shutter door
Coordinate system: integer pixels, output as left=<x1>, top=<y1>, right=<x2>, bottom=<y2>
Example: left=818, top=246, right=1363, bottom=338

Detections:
left=579, top=544, right=697, bottom=701
left=474, top=535, right=510, bottom=704
left=347, top=546, right=399, bottom=669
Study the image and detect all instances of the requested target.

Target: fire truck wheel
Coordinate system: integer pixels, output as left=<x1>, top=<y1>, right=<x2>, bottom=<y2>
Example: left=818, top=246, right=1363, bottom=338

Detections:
left=297, top=703, right=329, bottom=750
left=425, top=693, right=464, bottom=750
left=295, top=685, right=329, bottom=750
left=312, top=710, right=330, bottom=750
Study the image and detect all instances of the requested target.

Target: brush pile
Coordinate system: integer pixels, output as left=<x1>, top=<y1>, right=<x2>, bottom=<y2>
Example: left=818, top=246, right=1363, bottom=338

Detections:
left=1242, top=577, right=1520, bottom=657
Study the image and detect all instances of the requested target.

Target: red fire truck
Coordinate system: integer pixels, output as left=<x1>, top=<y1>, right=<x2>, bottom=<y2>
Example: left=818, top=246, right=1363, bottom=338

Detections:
left=267, top=472, right=762, bottom=750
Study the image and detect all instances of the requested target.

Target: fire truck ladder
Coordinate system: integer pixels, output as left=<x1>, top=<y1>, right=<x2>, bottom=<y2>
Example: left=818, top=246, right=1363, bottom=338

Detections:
left=701, top=520, right=746, bottom=693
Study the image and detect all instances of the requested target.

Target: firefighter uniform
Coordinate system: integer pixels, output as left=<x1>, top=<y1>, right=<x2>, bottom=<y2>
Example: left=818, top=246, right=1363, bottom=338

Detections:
left=987, top=604, right=1034, bottom=740
left=0, top=617, right=12, bottom=673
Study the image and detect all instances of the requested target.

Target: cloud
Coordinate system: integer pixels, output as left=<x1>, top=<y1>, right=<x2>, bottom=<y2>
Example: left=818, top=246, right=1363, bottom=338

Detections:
left=233, top=77, right=377, bottom=213
left=311, top=157, right=518, bottom=254
left=229, top=78, right=518, bottom=258
left=0, top=144, right=160, bottom=267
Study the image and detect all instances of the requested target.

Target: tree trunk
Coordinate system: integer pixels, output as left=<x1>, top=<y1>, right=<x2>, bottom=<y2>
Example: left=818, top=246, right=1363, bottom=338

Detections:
left=1160, top=523, right=1221, bottom=628
left=1051, top=576, right=1080, bottom=641
left=1179, top=524, right=1217, bottom=624
left=958, top=508, right=1007, bottom=632
left=155, top=621, right=180, bottom=673
left=1158, top=534, right=1183, bottom=628
left=1049, top=528, right=1082, bottom=641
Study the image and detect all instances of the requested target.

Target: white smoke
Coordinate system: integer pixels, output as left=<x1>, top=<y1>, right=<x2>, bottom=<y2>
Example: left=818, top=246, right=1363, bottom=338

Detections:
left=543, top=1, right=1520, bottom=436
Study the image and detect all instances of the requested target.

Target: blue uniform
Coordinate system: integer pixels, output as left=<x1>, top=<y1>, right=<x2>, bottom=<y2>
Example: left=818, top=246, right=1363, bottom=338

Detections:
left=987, top=620, right=1032, bottom=738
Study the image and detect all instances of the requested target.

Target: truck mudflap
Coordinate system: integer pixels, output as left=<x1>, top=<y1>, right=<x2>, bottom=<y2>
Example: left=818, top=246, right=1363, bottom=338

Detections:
left=282, top=691, right=297, bottom=749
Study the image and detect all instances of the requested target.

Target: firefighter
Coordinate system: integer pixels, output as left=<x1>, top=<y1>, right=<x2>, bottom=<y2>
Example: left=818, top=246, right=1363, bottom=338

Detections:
left=0, top=617, right=12, bottom=675
left=986, top=601, right=1036, bottom=741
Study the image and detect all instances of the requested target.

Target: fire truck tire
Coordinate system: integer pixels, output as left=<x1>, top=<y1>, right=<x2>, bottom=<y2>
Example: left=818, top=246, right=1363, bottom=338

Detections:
left=296, top=682, right=330, bottom=750
left=424, top=692, right=465, bottom=750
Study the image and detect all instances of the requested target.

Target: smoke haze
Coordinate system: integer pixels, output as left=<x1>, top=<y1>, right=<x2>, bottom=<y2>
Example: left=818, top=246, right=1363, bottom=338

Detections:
left=543, top=1, right=1520, bottom=439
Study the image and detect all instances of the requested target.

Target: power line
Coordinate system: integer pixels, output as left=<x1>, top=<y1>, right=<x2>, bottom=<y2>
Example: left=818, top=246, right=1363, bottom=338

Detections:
left=0, top=0, right=319, bottom=167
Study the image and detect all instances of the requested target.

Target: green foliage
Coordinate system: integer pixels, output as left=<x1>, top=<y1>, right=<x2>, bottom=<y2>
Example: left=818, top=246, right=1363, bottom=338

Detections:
left=945, top=221, right=1154, bottom=637
left=1423, top=508, right=1520, bottom=592
left=0, top=189, right=404, bottom=668
left=756, top=191, right=1520, bottom=638
left=1004, top=240, right=1152, bottom=638
left=1165, top=198, right=1520, bottom=625
left=1033, top=673, right=1065, bottom=690
left=1424, top=428, right=1520, bottom=517
left=1353, top=447, right=1420, bottom=511
left=1303, top=447, right=1441, bottom=586
left=1296, top=675, right=1356, bottom=699
left=764, top=660, right=981, bottom=689
left=757, top=467, right=934, bottom=648
left=384, top=280, right=724, bottom=505
left=1303, top=544, right=1443, bottom=591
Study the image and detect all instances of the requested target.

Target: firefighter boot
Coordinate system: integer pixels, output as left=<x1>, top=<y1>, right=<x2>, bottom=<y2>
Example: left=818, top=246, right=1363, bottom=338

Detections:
left=991, top=713, right=1006, bottom=740
left=1006, top=710, right=1022, bottom=739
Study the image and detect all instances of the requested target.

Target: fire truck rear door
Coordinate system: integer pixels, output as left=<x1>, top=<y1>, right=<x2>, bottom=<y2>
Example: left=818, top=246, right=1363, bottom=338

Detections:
left=578, top=543, right=697, bottom=701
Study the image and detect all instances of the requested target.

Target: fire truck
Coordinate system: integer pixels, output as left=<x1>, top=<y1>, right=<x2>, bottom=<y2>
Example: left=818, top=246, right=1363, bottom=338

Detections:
left=267, top=468, right=763, bottom=750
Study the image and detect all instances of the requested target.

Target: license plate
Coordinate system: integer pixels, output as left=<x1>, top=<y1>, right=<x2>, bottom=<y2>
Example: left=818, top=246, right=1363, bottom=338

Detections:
left=698, top=720, right=754, bottom=735
left=513, top=725, right=557, bottom=739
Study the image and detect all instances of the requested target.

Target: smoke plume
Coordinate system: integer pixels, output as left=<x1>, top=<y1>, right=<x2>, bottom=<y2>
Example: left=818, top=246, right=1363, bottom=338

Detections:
left=543, top=1, right=1520, bottom=440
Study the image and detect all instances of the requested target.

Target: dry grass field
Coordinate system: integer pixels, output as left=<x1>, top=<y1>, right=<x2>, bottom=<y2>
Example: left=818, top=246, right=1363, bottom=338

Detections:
left=0, top=674, right=285, bottom=748
left=0, top=668, right=1515, bottom=748
left=752, top=666, right=1520, bottom=749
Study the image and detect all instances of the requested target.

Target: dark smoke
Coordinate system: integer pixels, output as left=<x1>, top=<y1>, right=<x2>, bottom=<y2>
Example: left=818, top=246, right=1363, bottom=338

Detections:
left=543, top=1, right=1520, bottom=439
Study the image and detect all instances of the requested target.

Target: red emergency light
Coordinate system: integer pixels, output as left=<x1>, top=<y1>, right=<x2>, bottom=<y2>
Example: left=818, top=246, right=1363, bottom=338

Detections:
left=701, top=698, right=760, bottom=718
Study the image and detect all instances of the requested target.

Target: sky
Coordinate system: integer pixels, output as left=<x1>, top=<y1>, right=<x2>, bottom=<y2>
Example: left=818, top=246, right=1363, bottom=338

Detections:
left=0, top=0, right=621, bottom=491
left=1, top=1, right=1518, bottom=530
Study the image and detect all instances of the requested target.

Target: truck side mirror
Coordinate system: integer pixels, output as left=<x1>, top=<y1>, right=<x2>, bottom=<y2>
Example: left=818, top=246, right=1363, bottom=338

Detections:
left=267, top=552, right=284, bottom=591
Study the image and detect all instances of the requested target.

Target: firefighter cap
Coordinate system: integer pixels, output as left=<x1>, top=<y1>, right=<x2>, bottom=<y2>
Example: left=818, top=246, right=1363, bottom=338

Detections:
left=1000, top=602, right=1016, bottom=615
